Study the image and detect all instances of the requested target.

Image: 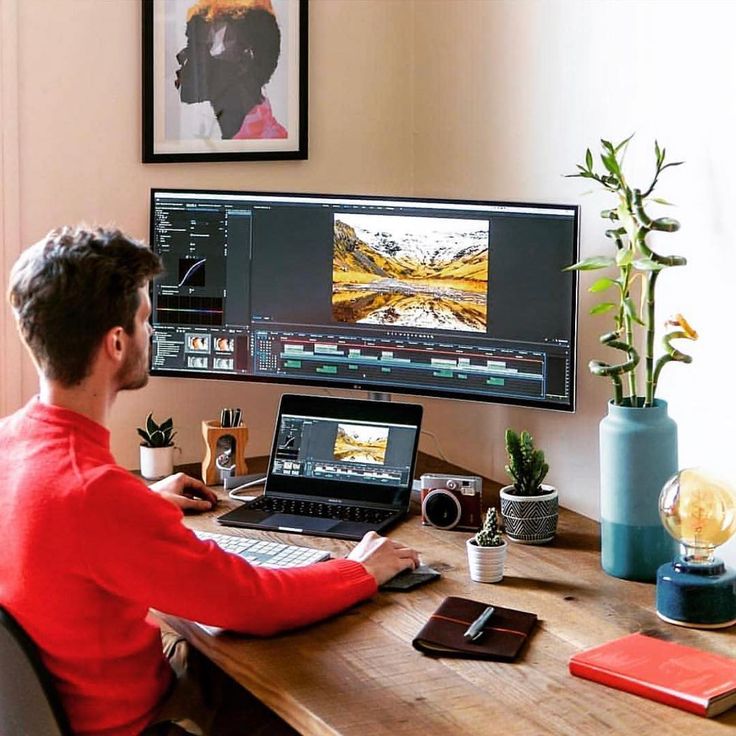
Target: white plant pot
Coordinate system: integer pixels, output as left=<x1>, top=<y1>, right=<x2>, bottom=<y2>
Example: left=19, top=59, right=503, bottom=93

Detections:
left=140, top=445, right=175, bottom=480
left=466, top=538, right=507, bottom=583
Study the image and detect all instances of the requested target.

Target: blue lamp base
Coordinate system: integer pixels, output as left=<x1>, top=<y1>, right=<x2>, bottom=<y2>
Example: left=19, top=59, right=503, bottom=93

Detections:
left=656, top=557, right=736, bottom=629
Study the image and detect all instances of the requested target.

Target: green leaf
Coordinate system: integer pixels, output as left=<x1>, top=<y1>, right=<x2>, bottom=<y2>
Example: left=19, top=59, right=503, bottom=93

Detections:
left=159, top=417, right=174, bottom=433
left=585, top=148, right=593, bottom=170
left=136, top=428, right=151, bottom=445
left=145, top=412, right=157, bottom=436
left=660, top=161, right=685, bottom=173
left=149, top=429, right=166, bottom=447
left=616, top=249, right=633, bottom=266
left=589, top=277, right=617, bottom=293
left=590, top=302, right=616, bottom=315
left=600, top=152, right=620, bottom=177
left=651, top=197, right=673, bottom=206
left=563, top=256, right=615, bottom=271
left=615, top=133, right=635, bottom=153
left=631, top=258, right=664, bottom=271
left=623, top=296, right=644, bottom=325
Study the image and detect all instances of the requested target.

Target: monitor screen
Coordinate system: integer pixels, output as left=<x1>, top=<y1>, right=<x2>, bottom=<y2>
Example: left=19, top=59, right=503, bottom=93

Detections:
left=149, top=189, right=579, bottom=410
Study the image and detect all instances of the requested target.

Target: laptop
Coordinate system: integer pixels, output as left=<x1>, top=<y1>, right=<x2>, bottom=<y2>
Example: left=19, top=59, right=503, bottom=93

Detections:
left=218, top=393, right=423, bottom=541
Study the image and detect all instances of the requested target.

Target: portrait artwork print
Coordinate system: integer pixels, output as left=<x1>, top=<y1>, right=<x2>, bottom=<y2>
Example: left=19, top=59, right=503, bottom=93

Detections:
left=143, top=0, right=307, bottom=162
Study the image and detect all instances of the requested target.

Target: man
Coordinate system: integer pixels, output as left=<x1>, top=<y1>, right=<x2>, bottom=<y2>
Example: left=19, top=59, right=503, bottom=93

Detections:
left=0, top=226, right=419, bottom=736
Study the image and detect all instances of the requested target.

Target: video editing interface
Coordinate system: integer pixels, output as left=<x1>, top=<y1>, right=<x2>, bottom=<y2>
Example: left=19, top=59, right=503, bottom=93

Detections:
left=272, top=414, right=417, bottom=489
left=150, top=191, right=578, bottom=408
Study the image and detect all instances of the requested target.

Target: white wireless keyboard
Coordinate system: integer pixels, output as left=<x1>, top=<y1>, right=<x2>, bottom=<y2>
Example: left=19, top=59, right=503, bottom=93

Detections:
left=194, top=530, right=331, bottom=568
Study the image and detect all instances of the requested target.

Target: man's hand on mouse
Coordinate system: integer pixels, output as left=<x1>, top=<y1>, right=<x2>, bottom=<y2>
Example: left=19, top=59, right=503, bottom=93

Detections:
left=347, top=531, right=420, bottom=586
left=149, top=472, right=217, bottom=513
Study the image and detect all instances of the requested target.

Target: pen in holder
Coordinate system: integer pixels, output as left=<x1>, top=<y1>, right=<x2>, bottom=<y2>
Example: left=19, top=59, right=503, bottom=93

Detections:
left=201, top=419, right=249, bottom=485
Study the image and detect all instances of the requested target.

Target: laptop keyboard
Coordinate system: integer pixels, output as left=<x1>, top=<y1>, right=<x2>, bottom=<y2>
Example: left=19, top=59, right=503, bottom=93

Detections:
left=245, top=496, right=396, bottom=525
left=194, top=530, right=331, bottom=568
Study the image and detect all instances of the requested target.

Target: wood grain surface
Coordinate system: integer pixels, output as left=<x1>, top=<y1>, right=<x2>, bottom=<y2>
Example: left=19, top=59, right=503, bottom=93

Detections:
left=157, top=454, right=736, bottom=735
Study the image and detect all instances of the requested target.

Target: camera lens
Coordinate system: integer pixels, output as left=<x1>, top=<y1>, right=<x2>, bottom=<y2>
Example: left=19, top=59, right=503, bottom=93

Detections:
left=422, top=489, right=462, bottom=529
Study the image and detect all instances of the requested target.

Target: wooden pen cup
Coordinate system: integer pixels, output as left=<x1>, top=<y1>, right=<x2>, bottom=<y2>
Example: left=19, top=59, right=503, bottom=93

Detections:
left=201, top=420, right=249, bottom=485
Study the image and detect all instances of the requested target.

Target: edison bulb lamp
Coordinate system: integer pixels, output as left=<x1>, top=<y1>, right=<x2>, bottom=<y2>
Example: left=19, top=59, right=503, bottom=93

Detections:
left=656, top=467, right=736, bottom=628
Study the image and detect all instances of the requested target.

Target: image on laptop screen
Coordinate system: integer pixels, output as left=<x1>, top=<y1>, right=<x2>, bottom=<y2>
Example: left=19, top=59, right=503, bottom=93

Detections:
left=271, top=412, right=418, bottom=491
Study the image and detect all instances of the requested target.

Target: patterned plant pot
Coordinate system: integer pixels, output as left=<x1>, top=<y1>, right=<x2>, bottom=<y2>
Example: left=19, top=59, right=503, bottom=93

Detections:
left=466, top=538, right=508, bottom=583
left=499, top=485, right=558, bottom=544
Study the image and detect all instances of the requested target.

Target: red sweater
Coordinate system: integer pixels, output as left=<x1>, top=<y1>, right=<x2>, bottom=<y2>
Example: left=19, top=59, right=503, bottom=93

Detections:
left=0, top=399, right=376, bottom=736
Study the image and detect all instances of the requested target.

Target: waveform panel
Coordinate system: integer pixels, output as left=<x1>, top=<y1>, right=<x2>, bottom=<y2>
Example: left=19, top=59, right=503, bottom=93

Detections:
left=156, top=294, right=224, bottom=327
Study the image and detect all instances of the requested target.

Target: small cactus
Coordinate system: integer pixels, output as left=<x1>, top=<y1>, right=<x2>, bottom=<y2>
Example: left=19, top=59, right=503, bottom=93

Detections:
left=474, top=508, right=503, bottom=547
left=504, top=428, right=548, bottom=496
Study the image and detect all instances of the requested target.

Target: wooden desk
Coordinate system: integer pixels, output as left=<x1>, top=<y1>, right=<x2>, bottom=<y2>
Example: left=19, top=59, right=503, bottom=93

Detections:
left=160, top=454, right=736, bottom=735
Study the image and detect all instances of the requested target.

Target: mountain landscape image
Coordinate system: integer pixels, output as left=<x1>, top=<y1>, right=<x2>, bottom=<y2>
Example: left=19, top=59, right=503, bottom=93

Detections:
left=332, top=213, right=489, bottom=332
left=333, top=423, right=389, bottom=464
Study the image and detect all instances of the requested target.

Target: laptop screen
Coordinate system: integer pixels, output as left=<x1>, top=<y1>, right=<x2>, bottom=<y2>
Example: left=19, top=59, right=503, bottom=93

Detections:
left=265, top=394, right=423, bottom=507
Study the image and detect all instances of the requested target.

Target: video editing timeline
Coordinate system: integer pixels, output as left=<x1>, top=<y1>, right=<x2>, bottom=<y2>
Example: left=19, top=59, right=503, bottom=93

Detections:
left=273, top=415, right=415, bottom=487
left=255, top=330, right=547, bottom=401
left=150, top=190, right=578, bottom=409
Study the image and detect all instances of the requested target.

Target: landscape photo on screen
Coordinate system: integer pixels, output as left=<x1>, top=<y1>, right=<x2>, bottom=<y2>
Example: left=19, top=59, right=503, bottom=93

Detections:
left=333, top=423, right=389, bottom=464
left=332, top=213, right=490, bottom=332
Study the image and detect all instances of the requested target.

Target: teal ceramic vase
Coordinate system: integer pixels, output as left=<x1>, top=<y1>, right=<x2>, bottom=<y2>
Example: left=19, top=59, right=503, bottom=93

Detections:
left=599, top=399, right=678, bottom=582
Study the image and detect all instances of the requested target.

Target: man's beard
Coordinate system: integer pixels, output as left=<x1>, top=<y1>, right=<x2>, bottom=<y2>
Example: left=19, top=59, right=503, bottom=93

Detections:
left=117, top=344, right=149, bottom=392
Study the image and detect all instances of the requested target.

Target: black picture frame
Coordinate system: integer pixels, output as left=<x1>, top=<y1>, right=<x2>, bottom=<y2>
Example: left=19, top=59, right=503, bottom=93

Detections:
left=142, top=0, right=308, bottom=163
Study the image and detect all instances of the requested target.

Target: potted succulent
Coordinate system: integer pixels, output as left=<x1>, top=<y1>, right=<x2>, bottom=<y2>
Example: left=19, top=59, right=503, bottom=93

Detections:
left=500, top=429, right=558, bottom=545
left=137, top=413, right=177, bottom=480
left=564, top=135, right=698, bottom=580
left=466, top=507, right=507, bottom=583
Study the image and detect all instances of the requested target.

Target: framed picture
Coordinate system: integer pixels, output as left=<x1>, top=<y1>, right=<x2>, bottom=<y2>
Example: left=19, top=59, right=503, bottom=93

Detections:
left=142, top=0, right=308, bottom=163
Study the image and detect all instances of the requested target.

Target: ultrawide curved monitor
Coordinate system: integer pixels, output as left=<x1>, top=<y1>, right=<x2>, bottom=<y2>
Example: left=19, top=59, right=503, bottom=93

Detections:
left=149, top=189, right=579, bottom=410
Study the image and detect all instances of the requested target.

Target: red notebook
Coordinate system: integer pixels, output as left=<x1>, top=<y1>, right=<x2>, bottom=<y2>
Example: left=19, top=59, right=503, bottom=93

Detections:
left=569, top=632, right=736, bottom=718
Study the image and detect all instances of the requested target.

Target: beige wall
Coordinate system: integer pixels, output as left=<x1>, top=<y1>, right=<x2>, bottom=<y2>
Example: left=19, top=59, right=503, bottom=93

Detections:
left=2, top=0, right=416, bottom=466
left=2, top=0, right=735, bottom=563
left=412, top=0, right=736, bottom=564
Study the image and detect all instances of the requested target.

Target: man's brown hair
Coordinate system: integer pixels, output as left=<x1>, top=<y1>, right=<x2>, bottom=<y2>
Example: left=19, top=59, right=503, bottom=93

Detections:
left=8, top=226, right=162, bottom=386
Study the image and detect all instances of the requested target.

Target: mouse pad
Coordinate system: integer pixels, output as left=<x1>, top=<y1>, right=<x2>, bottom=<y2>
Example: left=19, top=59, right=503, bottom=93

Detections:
left=380, top=564, right=441, bottom=591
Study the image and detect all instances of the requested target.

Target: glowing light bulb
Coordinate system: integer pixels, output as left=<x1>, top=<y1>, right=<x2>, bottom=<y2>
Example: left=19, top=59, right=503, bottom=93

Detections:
left=659, top=468, right=736, bottom=564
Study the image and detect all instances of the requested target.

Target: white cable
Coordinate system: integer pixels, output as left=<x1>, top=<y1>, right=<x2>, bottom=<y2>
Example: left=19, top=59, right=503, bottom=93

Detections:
left=227, top=475, right=267, bottom=500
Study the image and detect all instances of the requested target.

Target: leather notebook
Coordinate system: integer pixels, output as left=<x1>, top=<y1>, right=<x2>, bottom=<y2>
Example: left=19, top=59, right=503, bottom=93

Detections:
left=412, top=596, right=538, bottom=661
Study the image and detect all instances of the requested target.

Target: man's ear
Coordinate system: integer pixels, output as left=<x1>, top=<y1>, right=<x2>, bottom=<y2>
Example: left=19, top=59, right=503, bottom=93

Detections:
left=102, top=326, right=126, bottom=364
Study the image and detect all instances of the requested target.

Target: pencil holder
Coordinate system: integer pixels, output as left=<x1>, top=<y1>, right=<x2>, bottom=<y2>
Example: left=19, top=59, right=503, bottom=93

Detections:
left=201, top=420, right=249, bottom=485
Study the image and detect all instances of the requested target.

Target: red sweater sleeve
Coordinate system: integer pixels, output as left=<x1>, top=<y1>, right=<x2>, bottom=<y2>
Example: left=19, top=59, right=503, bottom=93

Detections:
left=79, top=468, right=377, bottom=635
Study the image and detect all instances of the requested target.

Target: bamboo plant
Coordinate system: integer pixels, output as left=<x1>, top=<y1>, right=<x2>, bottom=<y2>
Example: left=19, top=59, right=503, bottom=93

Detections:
left=564, top=135, right=698, bottom=407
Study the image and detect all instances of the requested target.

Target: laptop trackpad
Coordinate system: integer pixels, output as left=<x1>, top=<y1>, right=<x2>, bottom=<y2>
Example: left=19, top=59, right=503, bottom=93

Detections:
left=269, top=514, right=337, bottom=532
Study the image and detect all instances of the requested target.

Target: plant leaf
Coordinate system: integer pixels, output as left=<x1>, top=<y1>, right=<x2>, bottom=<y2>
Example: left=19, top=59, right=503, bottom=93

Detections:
left=616, top=249, right=633, bottom=266
left=623, top=296, right=644, bottom=325
left=159, top=417, right=173, bottom=433
left=146, top=413, right=157, bottom=436
left=585, top=148, right=593, bottom=170
left=589, top=277, right=617, bottom=293
left=631, top=258, right=664, bottom=271
left=563, top=256, right=615, bottom=271
left=136, top=428, right=151, bottom=445
left=615, top=133, right=635, bottom=153
left=590, top=302, right=616, bottom=315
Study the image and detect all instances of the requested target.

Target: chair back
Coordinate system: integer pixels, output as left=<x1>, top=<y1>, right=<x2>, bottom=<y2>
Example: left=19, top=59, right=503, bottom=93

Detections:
left=0, top=606, right=72, bottom=736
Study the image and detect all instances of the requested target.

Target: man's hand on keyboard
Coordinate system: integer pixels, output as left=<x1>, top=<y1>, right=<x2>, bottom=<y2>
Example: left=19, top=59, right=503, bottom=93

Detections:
left=149, top=473, right=218, bottom=513
left=347, top=531, right=419, bottom=586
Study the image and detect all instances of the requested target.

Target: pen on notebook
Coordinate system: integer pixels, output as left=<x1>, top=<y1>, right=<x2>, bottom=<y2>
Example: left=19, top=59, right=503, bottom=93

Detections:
left=463, top=606, right=495, bottom=642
